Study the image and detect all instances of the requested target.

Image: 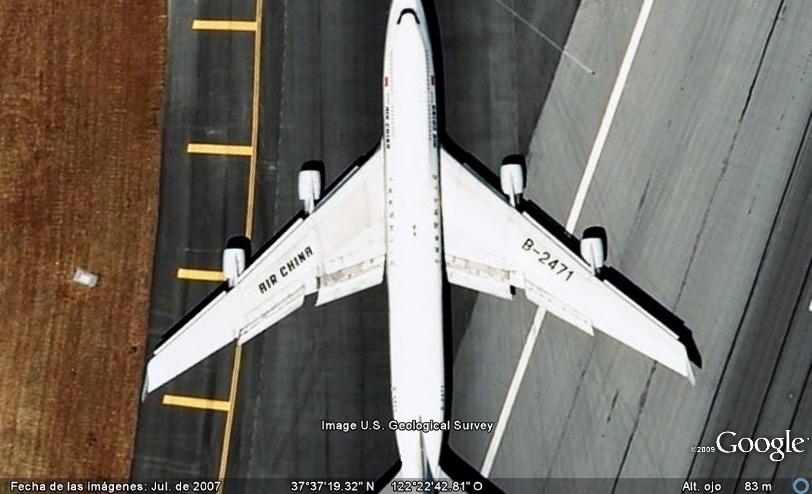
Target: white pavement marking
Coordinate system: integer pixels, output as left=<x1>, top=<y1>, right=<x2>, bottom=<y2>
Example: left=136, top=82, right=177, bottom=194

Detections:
left=480, top=0, right=657, bottom=477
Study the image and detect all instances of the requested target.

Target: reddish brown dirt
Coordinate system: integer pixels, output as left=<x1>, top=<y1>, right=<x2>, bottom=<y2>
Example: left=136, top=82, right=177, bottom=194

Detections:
left=0, top=1, right=165, bottom=478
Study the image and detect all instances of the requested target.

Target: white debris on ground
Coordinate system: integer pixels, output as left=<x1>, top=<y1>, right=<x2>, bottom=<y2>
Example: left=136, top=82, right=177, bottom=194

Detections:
left=72, top=267, right=99, bottom=288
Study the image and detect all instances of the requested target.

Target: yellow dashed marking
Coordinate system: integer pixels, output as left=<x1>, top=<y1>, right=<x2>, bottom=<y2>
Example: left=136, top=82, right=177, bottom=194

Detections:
left=187, top=143, right=253, bottom=156
left=192, top=20, right=257, bottom=32
left=176, top=268, right=226, bottom=282
left=163, top=394, right=230, bottom=412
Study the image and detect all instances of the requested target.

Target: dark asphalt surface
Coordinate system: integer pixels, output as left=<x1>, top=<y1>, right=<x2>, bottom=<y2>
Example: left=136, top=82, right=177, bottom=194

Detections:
left=132, top=0, right=812, bottom=491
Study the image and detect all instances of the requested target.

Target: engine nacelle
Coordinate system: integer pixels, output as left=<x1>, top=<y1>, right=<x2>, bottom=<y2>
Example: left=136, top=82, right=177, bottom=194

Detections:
left=223, top=236, right=250, bottom=288
left=499, top=155, right=526, bottom=207
left=298, top=162, right=324, bottom=215
left=580, top=226, right=607, bottom=275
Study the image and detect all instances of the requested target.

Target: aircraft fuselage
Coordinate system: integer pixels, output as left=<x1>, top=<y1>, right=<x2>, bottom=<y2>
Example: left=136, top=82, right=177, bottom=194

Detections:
left=382, top=0, right=445, bottom=479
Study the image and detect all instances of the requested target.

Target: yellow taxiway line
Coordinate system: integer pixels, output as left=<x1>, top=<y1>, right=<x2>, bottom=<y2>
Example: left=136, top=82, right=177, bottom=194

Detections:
left=218, top=0, right=265, bottom=487
left=176, top=268, right=226, bottom=282
left=163, top=394, right=231, bottom=412
left=187, top=143, right=253, bottom=156
left=192, top=20, right=257, bottom=32
left=243, top=0, right=264, bottom=239
left=217, top=345, right=244, bottom=483
left=169, top=0, right=265, bottom=488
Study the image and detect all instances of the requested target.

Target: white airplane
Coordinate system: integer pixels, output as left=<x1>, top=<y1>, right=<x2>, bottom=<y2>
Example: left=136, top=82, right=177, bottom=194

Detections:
left=143, top=0, right=698, bottom=484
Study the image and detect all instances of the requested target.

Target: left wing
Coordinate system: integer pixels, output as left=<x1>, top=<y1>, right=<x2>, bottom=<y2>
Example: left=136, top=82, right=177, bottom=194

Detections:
left=144, top=148, right=386, bottom=394
left=439, top=148, right=695, bottom=383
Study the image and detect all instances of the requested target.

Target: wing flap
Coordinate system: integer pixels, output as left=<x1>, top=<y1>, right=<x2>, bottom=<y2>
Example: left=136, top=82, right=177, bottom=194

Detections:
left=239, top=285, right=308, bottom=344
left=316, top=254, right=386, bottom=306
left=445, top=255, right=513, bottom=300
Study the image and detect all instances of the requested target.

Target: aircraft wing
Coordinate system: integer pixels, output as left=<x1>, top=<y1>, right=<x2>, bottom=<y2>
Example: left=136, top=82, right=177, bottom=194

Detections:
left=439, top=147, right=695, bottom=384
left=144, top=148, right=387, bottom=394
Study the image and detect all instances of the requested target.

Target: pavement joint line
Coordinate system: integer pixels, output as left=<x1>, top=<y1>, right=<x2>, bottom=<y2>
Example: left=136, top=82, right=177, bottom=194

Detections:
left=187, top=143, right=253, bottom=156
left=192, top=20, right=257, bottom=32
left=217, top=0, right=265, bottom=487
left=176, top=268, right=226, bottom=282
left=162, top=394, right=231, bottom=412
left=480, top=0, right=657, bottom=478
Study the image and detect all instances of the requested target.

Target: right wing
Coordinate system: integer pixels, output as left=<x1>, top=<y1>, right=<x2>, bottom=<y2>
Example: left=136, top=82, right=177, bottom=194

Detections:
left=144, top=148, right=387, bottom=394
left=440, top=148, right=696, bottom=383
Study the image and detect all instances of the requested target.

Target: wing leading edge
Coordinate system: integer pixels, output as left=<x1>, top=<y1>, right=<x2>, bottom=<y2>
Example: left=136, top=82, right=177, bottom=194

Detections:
left=439, top=147, right=696, bottom=384
left=144, top=147, right=387, bottom=395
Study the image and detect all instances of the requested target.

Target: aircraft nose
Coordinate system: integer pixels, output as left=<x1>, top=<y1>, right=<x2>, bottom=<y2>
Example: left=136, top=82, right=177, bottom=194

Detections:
left=388, top=0, right=425, bottom=26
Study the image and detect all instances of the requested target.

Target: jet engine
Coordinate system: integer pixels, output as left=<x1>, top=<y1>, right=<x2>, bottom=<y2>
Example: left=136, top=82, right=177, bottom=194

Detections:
left=499, top=155, right=526, bottom=207
left=223, top=235, right=251, bottom=288
left=298, top=161, right=324, bottom=215
left=580, top=226, right=607, bottom=275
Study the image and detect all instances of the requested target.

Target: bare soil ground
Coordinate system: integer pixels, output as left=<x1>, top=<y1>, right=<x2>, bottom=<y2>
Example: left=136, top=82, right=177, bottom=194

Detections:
left=0, top=1, right=164, bottom=477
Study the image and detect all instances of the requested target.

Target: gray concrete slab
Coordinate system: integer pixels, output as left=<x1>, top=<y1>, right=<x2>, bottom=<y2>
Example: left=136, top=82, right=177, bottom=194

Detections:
left=482, top=0, right=812, bottom=490
left=526, top=0, right=643, bottom=222
left=738, top=125, right=812, bottom=483
left=459, top=0, right=649, bottom=481
left=689, top=75, right=812, bottom=486
left=614, top=0, right=812, bottom=486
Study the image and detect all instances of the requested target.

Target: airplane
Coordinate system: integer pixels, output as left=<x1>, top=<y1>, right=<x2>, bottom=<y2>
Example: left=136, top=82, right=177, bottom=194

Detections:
left=142, top=0, right=699, bottom=485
